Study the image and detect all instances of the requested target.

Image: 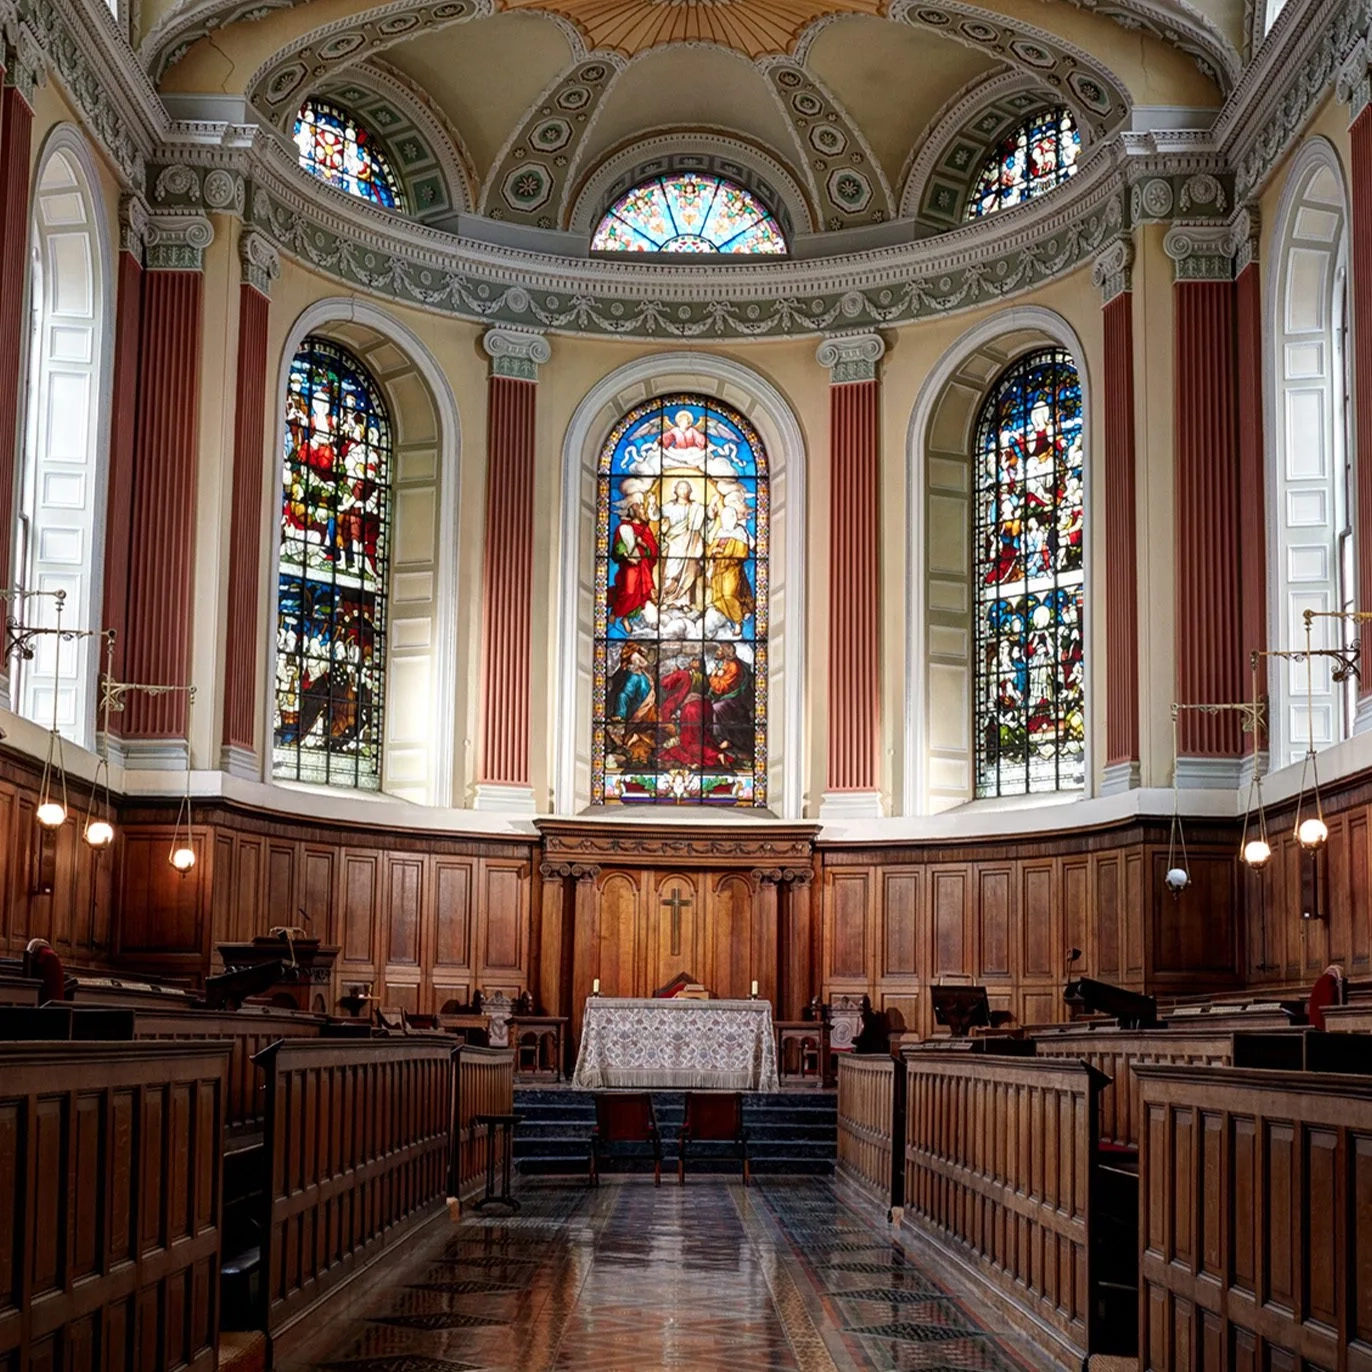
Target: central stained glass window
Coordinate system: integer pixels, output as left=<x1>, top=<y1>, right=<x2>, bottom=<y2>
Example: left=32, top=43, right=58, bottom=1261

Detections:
left=593, top=396, right=768, bottom=806
left=591, top=174, right=786, bottom=254
left=973, top=349, right=1084, bottom=797
left=274, top=337, right=392, bottom=790
left=967, top=108, right=1081, bottom=219
left=293, top=97, right=405, bottom=210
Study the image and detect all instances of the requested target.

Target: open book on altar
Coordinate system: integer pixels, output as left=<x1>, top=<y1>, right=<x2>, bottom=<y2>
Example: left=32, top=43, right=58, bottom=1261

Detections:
left=653, top=970, right=710, bottom=999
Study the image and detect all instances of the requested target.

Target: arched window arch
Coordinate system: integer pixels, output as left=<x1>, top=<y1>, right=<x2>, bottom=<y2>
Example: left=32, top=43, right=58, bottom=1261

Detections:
left=972, top=349, right=1085, bottom=796
left=966, top=108, right=1081, bottom=219
left=593, top=395, right=768, bottom=806
left=293, top=97, right=406, bottom=210
left=13, top=138, right=109, bottom=748
left=274, top=336, right=393, bottom=790
left=1268, top=143, right=1352, bottom=764
left=591, top=174, right=786, bottom=254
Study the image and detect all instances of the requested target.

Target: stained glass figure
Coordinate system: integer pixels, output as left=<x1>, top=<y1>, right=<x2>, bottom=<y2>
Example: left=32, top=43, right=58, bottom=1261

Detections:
left=592, top=396, right=769, bottom=806
left=274, top=337, right=392, bottom=790
left=592, top=174, right=786, bottom=254
left=293, top=97, right=405, bottom=210
left=972, top=349, right=1084, bottom=796
left=966, top=108, right=1081, bottom=219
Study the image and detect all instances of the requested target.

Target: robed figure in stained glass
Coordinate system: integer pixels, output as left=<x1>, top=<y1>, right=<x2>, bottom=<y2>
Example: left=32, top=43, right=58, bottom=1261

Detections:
left=973, top=349, right=1084, bottom=796
left=593, top=396, right=768, bottom=806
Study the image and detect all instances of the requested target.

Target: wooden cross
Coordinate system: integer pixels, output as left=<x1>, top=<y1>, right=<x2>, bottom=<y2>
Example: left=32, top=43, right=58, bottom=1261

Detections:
left=661, top=887, right=692, bottom=957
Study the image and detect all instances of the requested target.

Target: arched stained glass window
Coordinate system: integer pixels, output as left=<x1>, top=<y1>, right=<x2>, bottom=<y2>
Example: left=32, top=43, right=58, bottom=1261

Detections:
left=274, top=337, right=392, bottom=790
left=593, top=396, right=768, bottom=806
left=966, top=108, right=1080, bottom=219
left=293, top=97, right=405, bottom=210
left=973, top=349, right=1084, bottom=796
left=592, top=174, right=786, bottom=254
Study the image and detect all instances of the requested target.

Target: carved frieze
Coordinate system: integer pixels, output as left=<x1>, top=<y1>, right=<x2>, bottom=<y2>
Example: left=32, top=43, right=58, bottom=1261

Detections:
left=536, top=819, right=818, bottom=867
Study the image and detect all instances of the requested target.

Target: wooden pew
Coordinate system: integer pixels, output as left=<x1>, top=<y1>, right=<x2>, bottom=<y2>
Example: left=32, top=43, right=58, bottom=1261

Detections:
left=0, top=973, right=38, bottom=1006
left=254, top=1037, right=459, bottom=1361
left=450, top=1044, right=517, bottom=1206
left=1322, top=1002, right=1372, bottom=1032
left=902, top=1052, right=1108, bottom=1368
left=1136, top=1063, right=1372, bottom=1370
left=0, top=1040, right=230, bottom=1370
left=835, top=1054, right=905, bottom=1211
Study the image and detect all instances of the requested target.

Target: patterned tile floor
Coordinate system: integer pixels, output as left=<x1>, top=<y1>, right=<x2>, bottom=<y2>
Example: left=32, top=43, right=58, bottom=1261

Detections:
left=284, top=1179, right=1056, bottom=1372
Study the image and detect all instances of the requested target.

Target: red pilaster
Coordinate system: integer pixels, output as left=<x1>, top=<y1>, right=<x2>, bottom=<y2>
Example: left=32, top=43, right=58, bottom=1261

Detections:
left=222, top=282, right=271, bottom=754
left=101, top=247, right=145, bottom=679
left=478, top=374, right=538, bottom=786
left=1352, top=107, right=1372, bottom=690
left=1102, top=289, right=1139, bottom=771
left=1174, top=279, right=1243, bottom=755
left=1235, top=259, right=1268, bottom=703
left=825, top=376, right=881, bottom=795
left=123, top=269, right=205, bottom=740
left=0, top=84, right=32, bottom=620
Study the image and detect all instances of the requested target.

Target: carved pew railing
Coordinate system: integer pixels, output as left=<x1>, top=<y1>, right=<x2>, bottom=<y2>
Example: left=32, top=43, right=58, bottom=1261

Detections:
left=0, top=1040, right=230, bottom=1370
left=903, top=1052, right=1106, bottom=1368
left=836, top=1054, right=904, bottom=1209
left=1137, top=1064, right=1372, bottom=1370
left=255, top=1038, right=455, bottom=1360
left=451, top=1044, right=516, bottom=1204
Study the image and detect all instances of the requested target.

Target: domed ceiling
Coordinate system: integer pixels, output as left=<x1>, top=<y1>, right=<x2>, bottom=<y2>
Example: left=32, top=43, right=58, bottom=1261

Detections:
left=148, top=0, right=1237, bottom=241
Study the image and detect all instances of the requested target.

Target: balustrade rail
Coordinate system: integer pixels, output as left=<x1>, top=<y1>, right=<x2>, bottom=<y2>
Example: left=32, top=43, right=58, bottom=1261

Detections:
left=451, top=1045, right=516, bottom=1203
left=836, top=1054, right=904, bottom=1208
left=0, top=1040, right=229, bottom=1370
left=1137, top=1063, right=1372, bottom=1371
left=903, top=1052, right=1105, bottom=1367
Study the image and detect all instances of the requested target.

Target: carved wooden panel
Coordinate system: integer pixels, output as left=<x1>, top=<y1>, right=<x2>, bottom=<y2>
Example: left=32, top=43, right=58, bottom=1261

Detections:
left=931, top=868, right=966, bottom=976
left=651, top=871, right=702, bottom=989
left=386, top=856, right=423, bottom=966
left=708, top=873, right=755, bottom=1000
left=882, top=870, right=920, bottom=978
left=479, top=860, right=527, bottom=988
left=596, top=872, right=640, bottom=999
left=826, top=870, right=870, bottom=983
left=341, top=853, right=378, bottom=967
left=1095, top=853, right=1121, bottom=979
left=234, top=837, right=262, bottom=945
left=433, top=859, right=473, bottom=971
left=976, top=866, right=1010, bottom=978
left=265, top=842, right=295, bottom=923
left=1021, top=863, right=1054, bottom=980
left=300, top=848, right=335, bottom=939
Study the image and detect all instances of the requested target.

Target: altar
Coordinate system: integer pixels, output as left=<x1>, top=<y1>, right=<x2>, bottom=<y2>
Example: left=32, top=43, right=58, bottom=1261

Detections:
left=572, top=997, right=780, bottom=1091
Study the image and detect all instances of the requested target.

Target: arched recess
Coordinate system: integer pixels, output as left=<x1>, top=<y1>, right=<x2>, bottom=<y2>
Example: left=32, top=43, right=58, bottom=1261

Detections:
left=556, top=354, right=807, bottom=819
left=1265, top=137, right=1353, bottom=764
left=12, top=127, right=114, bottom=749
left=268, top=299, right=460, bottom=805
left=904, top=306, right=1092, bottom=816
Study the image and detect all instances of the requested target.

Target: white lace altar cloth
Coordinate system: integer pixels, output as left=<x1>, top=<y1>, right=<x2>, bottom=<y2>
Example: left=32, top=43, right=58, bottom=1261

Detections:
left=572, top=997, right=780, bottom=1091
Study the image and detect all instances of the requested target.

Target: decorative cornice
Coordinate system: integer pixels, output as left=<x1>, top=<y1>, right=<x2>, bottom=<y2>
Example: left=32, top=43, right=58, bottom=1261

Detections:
left=1163, top=220, right=1238, bottom=280
left=1337, top=34, right=1372, bottom=123
left=483, top=326, right=551, bottom=380
left=1230, top=204, right=1260, bottom=274
left=5, top=20, right=44, bottom=102
left=239, top=227, right=280, bottom=294
left=1091, top=235, right=1133, bottom=301
left=816, top=331, right=885, bottom=383
left=144, top=212, right=215, bottom=270
left=119, top=192, right=150, bottom=261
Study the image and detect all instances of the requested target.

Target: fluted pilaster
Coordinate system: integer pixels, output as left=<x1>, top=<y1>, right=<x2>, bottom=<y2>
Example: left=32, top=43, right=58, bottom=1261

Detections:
left=1352, top=109, right=1372, bottom=698
left=1234, top=222, right=1268, bottom=729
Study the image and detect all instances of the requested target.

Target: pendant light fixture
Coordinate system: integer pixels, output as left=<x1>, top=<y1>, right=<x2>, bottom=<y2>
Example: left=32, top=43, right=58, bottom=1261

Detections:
left=1239, top=659, right=1270, bottom=867
left=35, top=595, right=69, bottom=829
left=1292, top=614, right=1328, bottom=851
left=1165, top=705, right=1189, bottom=894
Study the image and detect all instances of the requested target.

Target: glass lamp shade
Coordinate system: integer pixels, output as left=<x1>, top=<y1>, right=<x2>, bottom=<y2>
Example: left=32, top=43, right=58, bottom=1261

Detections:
left=170, top=845, right=196, bottom=872
left=1164, top=867, right=1189, bottom=893
left=1241, top=838, right=1272, bottom=867
left=1297, top=817, right=1329, bottom=850
left=36, top=800, right=67, bottom=829
left=84, top=819, right=115, bottom=849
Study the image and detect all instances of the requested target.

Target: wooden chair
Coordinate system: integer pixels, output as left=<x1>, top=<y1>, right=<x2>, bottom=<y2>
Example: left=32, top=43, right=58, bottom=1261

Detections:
left=678, top=1092, right=748, bottom=1185
left=590, top=1092, right=661, bottom=1186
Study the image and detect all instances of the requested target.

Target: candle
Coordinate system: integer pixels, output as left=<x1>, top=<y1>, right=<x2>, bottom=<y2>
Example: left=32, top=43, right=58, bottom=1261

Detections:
left=751, top=980, right=759, bottom=997
left=592, top=978, right=600, bottom=995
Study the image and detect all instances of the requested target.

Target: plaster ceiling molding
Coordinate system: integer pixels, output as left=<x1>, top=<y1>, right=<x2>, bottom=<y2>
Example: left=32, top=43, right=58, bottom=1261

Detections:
left=1054, top=0, right=1240, bottom=92
left=311, top=60, right=478, bottom=218
left=242, top=0, right=497, bottom=124
left=144, top=0, right=295, bottom=79
left=479, top=54, right=624, bottom=226
left=566, top=131, right=816, bottom=237
left=757, top=57, right=895, bottom=229
left=886, top=0, right=1131, bottom=141
left=899, top=70, right=1069, bottom=231
left=1114, top=129, right=1232, bottom=223
left=497, top=0, right=881, bottom=57
left=239, top=111, right=1128, bottom=338
left=1218, top=0, right=1364, bottom=201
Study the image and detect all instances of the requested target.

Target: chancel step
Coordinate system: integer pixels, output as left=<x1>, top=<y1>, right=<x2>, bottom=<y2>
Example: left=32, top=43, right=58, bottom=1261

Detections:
left=513, top=1086, right=837, bottom=1175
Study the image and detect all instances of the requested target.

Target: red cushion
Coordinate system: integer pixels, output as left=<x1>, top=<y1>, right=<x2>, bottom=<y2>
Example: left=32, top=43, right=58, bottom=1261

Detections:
left=1308, top=972, right=1341, bottom=1031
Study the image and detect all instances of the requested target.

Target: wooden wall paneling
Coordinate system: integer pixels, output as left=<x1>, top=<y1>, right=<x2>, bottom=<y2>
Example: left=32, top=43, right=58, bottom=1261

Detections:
left=234, top=836, right=263, bottom=948
left=1351, top=809, right=1372, bottom=972
left=1094, top=851, right=1122, bottom=982
left=593, top=871, right=640, bottom=1000
left=710, top=872, right=757, bottom=1001
left=1018, top=861, right=1060, bottom=1025
left=1124, top=850, right=1144, bottom=981
left=0, top=784, right=13, bottom=951
left=1063, top=856, right=1090, bottom=977
left=383, top=854, right=425, bottom=1011
left=476, top=859, right=529, bottom=998
left=824, top=868, right=872, bottom=993
left=115, top=829, right=211, bottom=976
left=879, top=868, right=921, bottom=1034
left=650, top=870, right=702, bottom=992
left=432, top=858, right=474, bottom=1010
left=264, top=840, right=297, bottom=926
left=299, top=847, right=336, bottom=947
left=339, top=851, right=380, bottom=982
left=1150, top=851, right=1239, bottom=983
left=930, top=867, right=968, bottom=980
left=975, top=865, right=1011, bottom=980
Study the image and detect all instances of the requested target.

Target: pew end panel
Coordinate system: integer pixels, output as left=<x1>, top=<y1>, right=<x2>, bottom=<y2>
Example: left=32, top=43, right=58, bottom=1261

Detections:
left=450, top=1045, right=517, bottom=1207
left=836, top=1054, right=906, bottom=1214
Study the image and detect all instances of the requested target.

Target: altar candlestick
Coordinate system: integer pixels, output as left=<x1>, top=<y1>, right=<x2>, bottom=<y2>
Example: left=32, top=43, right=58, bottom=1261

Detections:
left=592, top=978, right=600, bottom=995
left=751, top=980, right=759, bottom=997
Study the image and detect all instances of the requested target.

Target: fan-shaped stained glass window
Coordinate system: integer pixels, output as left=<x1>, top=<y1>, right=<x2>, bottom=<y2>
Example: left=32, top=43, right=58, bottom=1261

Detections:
left=593, top=396, right=769, bottom=806
left=966, top=108, right=1081, bottom=219
left=973, top=349, right=1084, bottom=797
left=293, top=97, right=405, bottom=210
left=275, top=337, right=392, bottom=790
left=592, top=174, right=786, bottom=254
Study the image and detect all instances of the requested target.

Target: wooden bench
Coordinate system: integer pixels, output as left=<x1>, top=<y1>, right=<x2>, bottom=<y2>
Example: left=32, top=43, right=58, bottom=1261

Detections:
left=1137, top=1063, right=1372, bottom=1370
left=0, top=973, right=38, bottom=1006
left=835, top=1054, right=904, bottom=1210
left=0, top=1040, right=230, bottom=1370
